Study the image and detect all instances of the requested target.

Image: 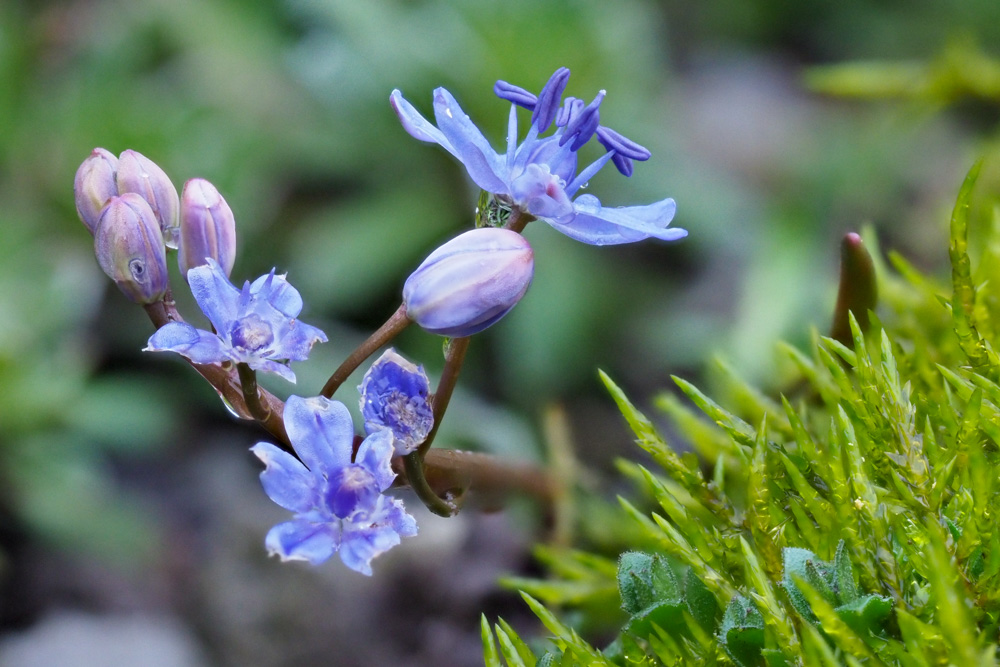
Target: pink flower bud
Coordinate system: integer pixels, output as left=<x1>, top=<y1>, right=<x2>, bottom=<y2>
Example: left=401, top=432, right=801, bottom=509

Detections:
left=74, top=148, right=119, bottom=235
left=116, top=149, right=180, bottom=249
left=403, top=228, right=533, bottom=337
left=94, top=194, right=169, bottom=304
left=178, top=178, right=237, bottom=278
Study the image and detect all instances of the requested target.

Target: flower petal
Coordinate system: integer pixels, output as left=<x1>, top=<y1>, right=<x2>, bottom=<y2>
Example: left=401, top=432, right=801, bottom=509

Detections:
left=251, top=442, right=317, bottom=513
left=390, top=89, right=457, bottom=155
left=384, top=497, right=418, bottom=538
left=338, top=522, right=402, bottom=576
left=247, top=357, right=297, bottom=383
left=186, top=259, right=240, bottom=332
left=356, top=429, right=396, bottom=491
left=145, top=322, right=229, bottom=363
left=269, top=319, right=328, bottom=363
left=553, top=194, right=686, bottom=246
left=265, top=519, right=340, bottom=565
left=250, top=271, right=303, bottom=318
left=432, top=88, right=509, bottom=194
left=283, top=395, right=354, bottom=474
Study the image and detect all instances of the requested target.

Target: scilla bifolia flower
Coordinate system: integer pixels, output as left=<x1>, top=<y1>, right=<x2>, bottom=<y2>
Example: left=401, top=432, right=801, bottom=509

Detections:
left=178, top=178, right=237, bottom=279
left=145, top=259, right=327, bottom=382
left=403, top=227, right=533, bottom=337
left=359, top=348, right=434, bottom=455
left=252, top=395, right=417, bottom=575
left=391, top=68, right=687, bottom=246
left=94, top=194, right=169, bottom=304
left=74, top=148, right=119, bottom=235
left=116, top=149, right=181, bottom=249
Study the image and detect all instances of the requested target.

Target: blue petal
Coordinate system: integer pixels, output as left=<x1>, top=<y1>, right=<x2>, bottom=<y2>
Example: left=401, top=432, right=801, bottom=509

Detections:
left=186, top=259, right=240, bottom=332
left=338, top=522, right=402, bottom=576
left=270, top=319, right=328, bottom=362
left=145, top=322, right=229, bottom=364
left=250, top=271, right=303, bottom=318
left=283, top=395, right=354, bottom=474
left=356, top=429, right=396, bottom=492
left=251, top=442, right=318, bottom=513
left=384, top=497, right=418, bottom=538
left=431, top=88, right=509, bottom=194
left=390, top=89, right=458, bottom=155
left=246, top=357, right=297, bottom=383
left=553, top=194, right=686, bottom=246
left=265, top=519, right=340, bottom=565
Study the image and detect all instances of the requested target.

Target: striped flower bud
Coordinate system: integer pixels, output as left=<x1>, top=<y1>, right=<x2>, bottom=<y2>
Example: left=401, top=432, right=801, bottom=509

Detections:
left=116, top=149, right=180, bottom=249
left=402, top=228, right=533, bottom=337
left=74, top=148, right=119, bottom=235
left=94, top=193, right=169, bottom=304
left=178, top=178, right=237, bottom=279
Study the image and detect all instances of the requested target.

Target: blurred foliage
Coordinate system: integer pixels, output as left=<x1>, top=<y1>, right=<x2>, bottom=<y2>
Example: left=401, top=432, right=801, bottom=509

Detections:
left=483, top=163, right=1000, bottom=663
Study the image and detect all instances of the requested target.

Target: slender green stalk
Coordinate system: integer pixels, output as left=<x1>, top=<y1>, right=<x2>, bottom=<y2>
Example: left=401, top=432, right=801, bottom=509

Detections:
left=237, top=362, right=271, bottom=422
left=320, top=303, right=411, bottom=398
left=403, top=452, right=457, bottom=517
left=417, top=336, right=471, bottom=457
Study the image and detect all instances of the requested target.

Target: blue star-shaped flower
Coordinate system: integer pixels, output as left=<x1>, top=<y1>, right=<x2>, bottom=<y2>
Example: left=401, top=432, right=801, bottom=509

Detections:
left=145, top=259, right=327, bottom=382
left=252, top=395, right=417, bottom=575
left=390, top=67, right=687, bottom=246
left=359, top=348, right=434, bottom=455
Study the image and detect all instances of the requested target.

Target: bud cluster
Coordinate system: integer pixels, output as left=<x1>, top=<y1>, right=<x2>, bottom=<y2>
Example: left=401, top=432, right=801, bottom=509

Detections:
left=74, top=148, right=237, bottom=303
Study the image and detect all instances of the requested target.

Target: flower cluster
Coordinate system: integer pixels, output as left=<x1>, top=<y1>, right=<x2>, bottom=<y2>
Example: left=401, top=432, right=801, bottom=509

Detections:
left=391, top=67, right=686, bottom=246
left=252, top=395, right=417, bottom=575
left=145, top=259, right=327, bottom=383
left=75, top=65, right=687, bottom=577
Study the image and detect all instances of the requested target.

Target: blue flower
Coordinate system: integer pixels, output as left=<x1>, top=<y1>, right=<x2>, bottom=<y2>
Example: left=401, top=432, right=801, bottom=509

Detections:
left=359, top=348, right=434, bottom=455
left=251, top=395, right=417, bottom=575
left=390, top=67, right=687, bottom=246
left=145, top=259, right=327, bottom=382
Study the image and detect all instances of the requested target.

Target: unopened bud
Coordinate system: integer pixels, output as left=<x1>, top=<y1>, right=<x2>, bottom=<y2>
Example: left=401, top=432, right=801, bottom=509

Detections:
left=94, top=193, right=169, bottom=304
left=116, top=149, right=180, bottom=249
left=178, top=178, right=237, bottom=278
left=402, top=228, right=533, bottom=337
left=74, top=148, right=119, bottom=235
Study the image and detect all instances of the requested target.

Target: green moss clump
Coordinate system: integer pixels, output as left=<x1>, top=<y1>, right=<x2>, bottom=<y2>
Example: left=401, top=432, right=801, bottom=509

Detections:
left=482, top=155, right=1000, bottom=664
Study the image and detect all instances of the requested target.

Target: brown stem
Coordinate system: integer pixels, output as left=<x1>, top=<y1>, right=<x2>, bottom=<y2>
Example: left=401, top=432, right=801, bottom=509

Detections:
left=394, top=449, right=555, bottom=511
left=237, top=363, right=271, bottom=422
left=504, top=208, right=534, bottom=234
left=320, top=303, right=411, bottom=398
left=417, top=337, right=470, bottom=458
left=143, top=297, right=291, bottom=450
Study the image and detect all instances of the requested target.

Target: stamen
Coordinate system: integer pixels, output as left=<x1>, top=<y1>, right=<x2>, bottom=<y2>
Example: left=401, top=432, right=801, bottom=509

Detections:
left=556, top=97, right=583, bottom=127
left=532, top=67, right=571, bottom=133
left=596, top=126, right=651, bottom=161
left=494, top=80, right=537, bottom=109
left=559, top=90, right=605, bottom=151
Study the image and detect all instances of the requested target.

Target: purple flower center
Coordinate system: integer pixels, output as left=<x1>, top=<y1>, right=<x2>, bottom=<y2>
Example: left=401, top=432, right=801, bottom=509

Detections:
left=325, top=464, right=379, bottom=519
left=229, top=314, right=274, bottom=353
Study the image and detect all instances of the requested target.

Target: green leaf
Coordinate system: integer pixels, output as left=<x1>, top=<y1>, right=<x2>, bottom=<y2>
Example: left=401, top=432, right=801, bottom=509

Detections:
left=720, top=595, right=765, bottom=667
left=834, top=594, right=893, bottom=636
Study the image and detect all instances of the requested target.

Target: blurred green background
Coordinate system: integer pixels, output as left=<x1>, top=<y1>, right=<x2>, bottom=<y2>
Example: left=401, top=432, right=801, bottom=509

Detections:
left=1, top=0, right=999, bottom=664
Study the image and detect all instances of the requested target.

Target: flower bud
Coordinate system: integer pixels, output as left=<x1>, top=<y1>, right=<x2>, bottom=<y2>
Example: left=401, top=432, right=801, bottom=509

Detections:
left=74, top=148, right=119, bottom=235
left=94, top=193, right=169, bottom=304
left=116, top=149, right=180, bottom=249
left=402, top=228, right=533, bottom=337
left=178, top=178, right=237, bottom=278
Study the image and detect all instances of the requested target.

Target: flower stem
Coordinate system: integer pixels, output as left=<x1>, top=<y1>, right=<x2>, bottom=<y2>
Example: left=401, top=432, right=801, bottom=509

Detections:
left=504, top=208, right=534, bottom=234
left=403, top=451, right=457, bottom=517
left=320, top=303, right=412, bottom=398
left=417, top=336, right=470, bottom=458
left=237, top=363, right=271, bottom=422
